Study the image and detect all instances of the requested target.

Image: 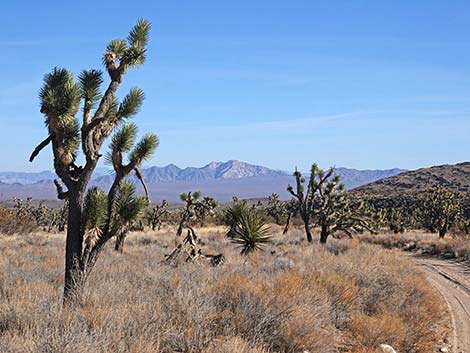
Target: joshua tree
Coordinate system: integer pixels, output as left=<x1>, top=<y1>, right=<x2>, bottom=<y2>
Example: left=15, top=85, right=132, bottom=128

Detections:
left=29, top=19, right=157, bottom=302
left=286, top=164, right=335, bottom=243
left=387, top=208, right=406, bottom=234
left=194, top=196, right=218, bottom=227
left=176, top=191, right=201, bottom=236
left=167, top=191, right=224, bottom=265
left=146, top=200, right=169, bottom=231
left=265, top=193, right=289, bottom=225
left=231, top=210, right=272, bottom=255
left=313, top=191, right=378, bottom=244
left=418, top=186, right=462, bottom=238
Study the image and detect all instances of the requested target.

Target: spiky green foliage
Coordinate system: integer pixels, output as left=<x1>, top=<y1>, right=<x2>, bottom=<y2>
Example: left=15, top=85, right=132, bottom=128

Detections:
left=231, top=211, right=272, bottom=255
left=127, top=18, right=151, bottom=48
left=104, top=19, right=151, bottom=69
left=39, top=68, right=81, bottom=120
left=83, top=188, right=108, bottom=242
left=417, top=186, right=462, bottom=238
left=112, top=182, right=149, bottom=252
left=129, top=134, right=159, bottom=165
left=110, top=123, right=137, bottom=153
left=106, top=39, right=128, bottom=58
left=78, top=69, right=103, bottom=109
left=118, top=88, right=145, bottom=119
left=59, top=116, right=81, bottom=156
left=219, top=197, right=252, bottom=238
left=113, top=182, right=148, bottom=227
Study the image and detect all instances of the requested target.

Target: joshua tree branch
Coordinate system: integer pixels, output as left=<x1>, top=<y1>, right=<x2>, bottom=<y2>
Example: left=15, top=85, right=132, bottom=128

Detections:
left=54, top=179, right=69, bottom=200
left=29, top=134, right=54, bottom=162
left=134, top=167, right=150, bottom=201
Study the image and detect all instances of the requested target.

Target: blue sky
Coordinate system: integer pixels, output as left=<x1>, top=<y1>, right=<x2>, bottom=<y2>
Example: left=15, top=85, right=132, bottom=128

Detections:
left=1, top=1, right=469, bottom=172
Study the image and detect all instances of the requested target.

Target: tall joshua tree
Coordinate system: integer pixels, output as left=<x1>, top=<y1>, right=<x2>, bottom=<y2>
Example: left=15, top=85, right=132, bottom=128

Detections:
left=29, top=19, right=158, bottom=302
left=286, top=164, right=335, bottom=242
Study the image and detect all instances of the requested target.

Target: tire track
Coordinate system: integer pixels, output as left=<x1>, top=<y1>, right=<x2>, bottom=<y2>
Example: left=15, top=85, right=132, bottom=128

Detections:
left=412, top=255, right=470, bottom=353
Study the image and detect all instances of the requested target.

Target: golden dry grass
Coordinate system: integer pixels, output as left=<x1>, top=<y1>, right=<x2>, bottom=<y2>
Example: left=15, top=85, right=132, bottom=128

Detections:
left=0, top=227, right=446, bottom=352
left=362, top=231, right=470, bottom=263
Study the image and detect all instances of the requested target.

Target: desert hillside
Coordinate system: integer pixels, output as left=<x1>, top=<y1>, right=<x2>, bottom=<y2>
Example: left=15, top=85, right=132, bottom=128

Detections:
left=353, top=162, right=470, bottom=195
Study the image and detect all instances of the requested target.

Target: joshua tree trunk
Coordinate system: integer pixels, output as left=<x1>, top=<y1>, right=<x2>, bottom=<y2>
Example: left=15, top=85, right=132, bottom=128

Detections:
left=438, top=227, right=447, bottom=239
left=320, top=224, right=329, bottom=244
left=302, top=214, right=313, bottom=243
left=63, top=187, right=85, bottom=302
left=115, top=232, right=126, bottom=253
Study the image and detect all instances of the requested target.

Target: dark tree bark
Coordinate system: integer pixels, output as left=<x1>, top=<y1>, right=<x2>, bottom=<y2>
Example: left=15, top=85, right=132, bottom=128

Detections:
left=63, top=187, right=85, bottom=302
left=114, top=232, right=126, bottom=253
left=303, top=214, right=313, bottom=243
left=320, top=224, right=329, bottom=244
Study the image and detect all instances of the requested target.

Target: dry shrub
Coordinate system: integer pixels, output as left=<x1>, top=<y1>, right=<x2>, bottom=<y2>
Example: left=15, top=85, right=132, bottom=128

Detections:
left=0, top=229, right=446, bottom=353
left=204, top=336, right=269, bottom=353
left=348, top=312, right=406, bottom=350
left=0, top=207, right=36, bottom=235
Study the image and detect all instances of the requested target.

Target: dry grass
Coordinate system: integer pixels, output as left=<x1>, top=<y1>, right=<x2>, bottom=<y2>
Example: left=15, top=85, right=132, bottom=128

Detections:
left=0, top=226, right=446, bottom=352
left=362, top=231, right=470, bottom=264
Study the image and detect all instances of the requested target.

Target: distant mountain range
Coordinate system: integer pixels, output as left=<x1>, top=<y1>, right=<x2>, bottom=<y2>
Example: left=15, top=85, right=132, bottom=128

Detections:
left=0, top=160, right=406, bottom=202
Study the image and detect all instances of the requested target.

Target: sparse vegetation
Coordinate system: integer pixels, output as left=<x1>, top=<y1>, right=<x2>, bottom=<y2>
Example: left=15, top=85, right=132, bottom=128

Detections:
left=363, top=232, right=470, bottom=264
left=0, top=228, right=446, bottom=352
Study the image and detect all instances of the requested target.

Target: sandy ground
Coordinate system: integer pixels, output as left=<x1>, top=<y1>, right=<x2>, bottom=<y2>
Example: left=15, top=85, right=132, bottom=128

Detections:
left=412, top=254, right=470, bottom=353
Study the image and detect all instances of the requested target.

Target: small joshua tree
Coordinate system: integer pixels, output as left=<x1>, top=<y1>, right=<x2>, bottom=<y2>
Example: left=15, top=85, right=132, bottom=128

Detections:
left=418, top=186, right=462, bottom=238
left=194, top=196, right=218, bottom=227
left=286, top=164, right=335, bottom=243
left=265, top=193, right=289, bottom=225
left=388, top=208, right=406, bottom=234
left=167, top=191, right=223, bottom=265
left=176, top=191, right=201, bottom=237
left=146, top=200, right=169, bottom=231
left=29, top=19, right=157, bottom=302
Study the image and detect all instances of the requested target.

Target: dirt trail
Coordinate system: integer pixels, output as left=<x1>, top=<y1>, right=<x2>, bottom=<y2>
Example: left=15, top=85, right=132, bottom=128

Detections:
left=412, top=254, right=470, bottom=353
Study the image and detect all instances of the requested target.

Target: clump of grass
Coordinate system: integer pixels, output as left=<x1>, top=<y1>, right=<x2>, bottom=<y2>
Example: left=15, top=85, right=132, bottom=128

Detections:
left=0, top=229, right=447, bottom=353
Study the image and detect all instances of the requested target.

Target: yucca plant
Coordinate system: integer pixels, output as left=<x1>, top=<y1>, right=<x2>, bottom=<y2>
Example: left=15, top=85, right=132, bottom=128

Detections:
left=231, top=211, right=272, bottom=255
left=219, top=197, right=251, bottom=238
left=29, top=19, right=157, bottom=302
